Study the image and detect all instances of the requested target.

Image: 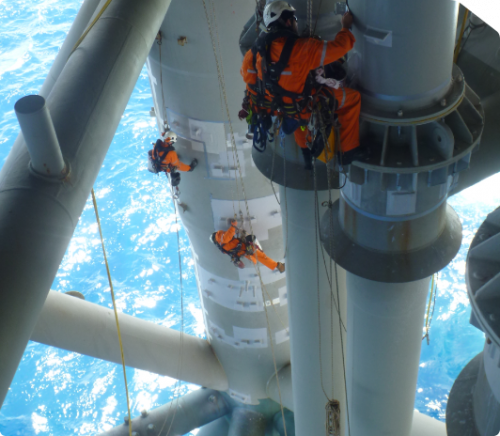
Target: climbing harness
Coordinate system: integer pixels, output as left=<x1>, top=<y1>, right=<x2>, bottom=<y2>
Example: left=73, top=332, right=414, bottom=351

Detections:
left=242, top=28, right=319, bottom=152
left=91, top=189, right=132, bottom=436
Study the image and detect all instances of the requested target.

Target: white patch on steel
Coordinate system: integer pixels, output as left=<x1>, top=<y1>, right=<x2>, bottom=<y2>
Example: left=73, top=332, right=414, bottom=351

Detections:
left=197, top=264, right=265, bottom=312
left=386, top=191, right=417, bottom=216
left=227, top=132, right=252, bottom=150
left=190, top=139, right=205, bottom=153
left=207, top=320, right=268, bottom=349
left=210, top=150, right=246, bottom=179
left=279, top=286, right=288, bottom=306
left=233, top=326, right=268, bottom=348
left=275, top=328, right=290, bottom=344
left=189, top=119, right=227, bottom=153
left=228, top=389, right=252, bottom=405
left=211, top=195, right=282, bottom=241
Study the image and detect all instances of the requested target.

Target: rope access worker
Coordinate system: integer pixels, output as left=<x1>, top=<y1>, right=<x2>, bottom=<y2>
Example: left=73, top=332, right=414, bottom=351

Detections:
left=147, top=136, right=198, bottom=186
left=240, top=1, right=362, bottom=168
left=210, top=219, right=285, bottom=273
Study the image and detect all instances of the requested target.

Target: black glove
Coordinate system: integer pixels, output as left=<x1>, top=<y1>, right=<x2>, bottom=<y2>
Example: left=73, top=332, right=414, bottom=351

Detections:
left=188, top=158, right=198, bottom=172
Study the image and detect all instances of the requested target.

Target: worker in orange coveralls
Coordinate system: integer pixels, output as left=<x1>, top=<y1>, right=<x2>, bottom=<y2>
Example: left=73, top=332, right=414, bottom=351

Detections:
left=147, top=136, right=197, bottom=187
left=241, top=1, right=362, bottom=166
left=210, top=219, right=285, bottom=272
left=148, top=137, right=197, bottom=173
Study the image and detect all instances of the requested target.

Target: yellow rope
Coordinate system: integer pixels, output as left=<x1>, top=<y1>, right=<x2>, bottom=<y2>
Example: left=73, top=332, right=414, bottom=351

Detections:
left=91, top=188, right=132, bottom=436
left=70, top=0, right=114, bottom=56
left=454, top=9, right=470, bottom=63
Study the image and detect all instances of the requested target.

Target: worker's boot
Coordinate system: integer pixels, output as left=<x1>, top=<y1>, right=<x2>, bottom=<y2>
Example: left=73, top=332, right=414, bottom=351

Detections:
left=301, top=147, right=313, bottom=170
left=188, top=159, right=198, bottom=172
left=276, top=262, right=285, bottom=273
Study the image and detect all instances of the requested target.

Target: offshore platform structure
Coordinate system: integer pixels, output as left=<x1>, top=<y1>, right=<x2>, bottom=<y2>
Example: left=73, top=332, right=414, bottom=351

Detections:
left=0, top=0, right=499, bottom=435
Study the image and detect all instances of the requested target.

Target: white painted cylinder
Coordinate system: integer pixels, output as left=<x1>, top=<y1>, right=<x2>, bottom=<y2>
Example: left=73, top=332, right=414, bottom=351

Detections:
left=15, top=95, right=66, bottom=178
left=346, top=274, right=430, bottom=436
left=280, top=186, right=347, bottom=436
left=31, top=291, right=228, bottom=391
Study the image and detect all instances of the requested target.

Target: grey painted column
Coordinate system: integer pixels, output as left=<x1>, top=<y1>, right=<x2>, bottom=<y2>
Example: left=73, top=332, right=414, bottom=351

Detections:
left=228, top=408, right=267, bottom=436
left=98, top=388, right=230, bottom=436
left=280, top=186, right=347, bottom=436
left=0, top=0, right=173, bottom=409
left=346, top=275, right=430, bottom=436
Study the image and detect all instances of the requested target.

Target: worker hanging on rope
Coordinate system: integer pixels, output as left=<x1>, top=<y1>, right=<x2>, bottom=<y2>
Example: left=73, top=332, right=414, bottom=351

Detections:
left=240, top=1, right=364, bottom=168
left=147, top=135, right=198, bottom=187
left=210, top=219, right=285, bottom=273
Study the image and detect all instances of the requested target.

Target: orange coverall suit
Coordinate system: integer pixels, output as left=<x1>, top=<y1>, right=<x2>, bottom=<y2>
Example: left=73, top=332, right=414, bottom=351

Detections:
left=153, top=141, right=191, bottom=173
left=215, top=224, right=278, bottom=271
left=241, top=29, right=361, bottom=153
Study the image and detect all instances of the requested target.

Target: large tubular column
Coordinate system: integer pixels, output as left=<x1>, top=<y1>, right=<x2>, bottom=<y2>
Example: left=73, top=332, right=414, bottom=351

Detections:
left=346, top=276, right=430, bottom=436
left=320, top=0, right=485, bottom=435
left=280, top=186, right=347, bottom=436
left=0, top=0, right=172, bottom=408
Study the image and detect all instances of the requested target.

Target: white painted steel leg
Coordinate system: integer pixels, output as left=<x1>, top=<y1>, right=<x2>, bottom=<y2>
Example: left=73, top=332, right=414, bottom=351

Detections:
left=279, top=186, right=347, bottom=436
left=31, top=291, right=228, bottom=390
left=15, top=95, right=66, bottom=178
left=346, top=274, right=430, bottom=436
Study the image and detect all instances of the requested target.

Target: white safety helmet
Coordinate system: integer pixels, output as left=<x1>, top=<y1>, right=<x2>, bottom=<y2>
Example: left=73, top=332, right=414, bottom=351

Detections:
left=210, top=232, right=217, bottom=244
left=263, top=1, right=296, bottom=28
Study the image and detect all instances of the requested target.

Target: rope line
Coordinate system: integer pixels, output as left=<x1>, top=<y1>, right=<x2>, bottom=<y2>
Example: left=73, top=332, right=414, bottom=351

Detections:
left=158, top=189, right=185, bottom=436
left=91, top=188, right=132, bottom=436
left=70, top=0, right=113, bottom=56
left=423, top=273, right=438, bottom=344
left=454, top=9, right=470, bottom=63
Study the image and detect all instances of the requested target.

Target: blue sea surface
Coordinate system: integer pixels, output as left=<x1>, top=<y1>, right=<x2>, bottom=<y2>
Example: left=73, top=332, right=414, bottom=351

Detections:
left=0, top=0, right=498, bottom=434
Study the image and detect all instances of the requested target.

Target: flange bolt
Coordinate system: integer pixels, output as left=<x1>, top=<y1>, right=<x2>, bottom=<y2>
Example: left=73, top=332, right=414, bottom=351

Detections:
left=397, top=110, right=403, bottom=117
left=208, top=395, right=217, bottom=404
left=124, top=416, right=130, bottom=425
left=440, top=99, right=447, bottom=107
left=147, top=423, right=155, bottom=432
left=457, top=75, right=463, bottom=82
left=489, top=313, right=497, bottom=322
left=141, top=410, right=148, bottom=418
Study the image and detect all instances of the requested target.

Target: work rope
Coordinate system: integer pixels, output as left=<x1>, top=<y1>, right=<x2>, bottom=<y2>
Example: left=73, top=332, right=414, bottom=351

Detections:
left=91, top=189, right=132, bottom=436
left=454, top=8, right=470, bottom=63
left=157, top=188, right=186, bottom=436
left=422, top=273, right=438, bottom=344
left=70, top=0, right=113, bottom=56
left=202, top=0, right=242, bottom=219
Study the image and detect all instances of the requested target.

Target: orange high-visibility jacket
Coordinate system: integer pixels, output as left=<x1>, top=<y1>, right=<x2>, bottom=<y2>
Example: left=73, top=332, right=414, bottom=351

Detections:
left=240, top=28, right=356, bottom=111
left=153, top=140, right=191, bottom=173
left=215, top=225, right=241, bottom=253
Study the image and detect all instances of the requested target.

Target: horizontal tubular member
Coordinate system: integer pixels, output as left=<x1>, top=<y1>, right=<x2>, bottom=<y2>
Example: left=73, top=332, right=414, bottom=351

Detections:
left=31, top=291, right=228, bottom=391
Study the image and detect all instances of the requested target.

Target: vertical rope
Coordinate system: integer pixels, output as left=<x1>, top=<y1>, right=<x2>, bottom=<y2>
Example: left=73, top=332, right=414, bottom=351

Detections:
left=91, top=189, right=132, bottom=436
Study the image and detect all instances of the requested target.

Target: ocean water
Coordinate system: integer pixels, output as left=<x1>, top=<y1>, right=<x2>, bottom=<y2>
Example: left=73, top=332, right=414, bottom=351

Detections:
left=0, top=0, right=498, bottom=434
